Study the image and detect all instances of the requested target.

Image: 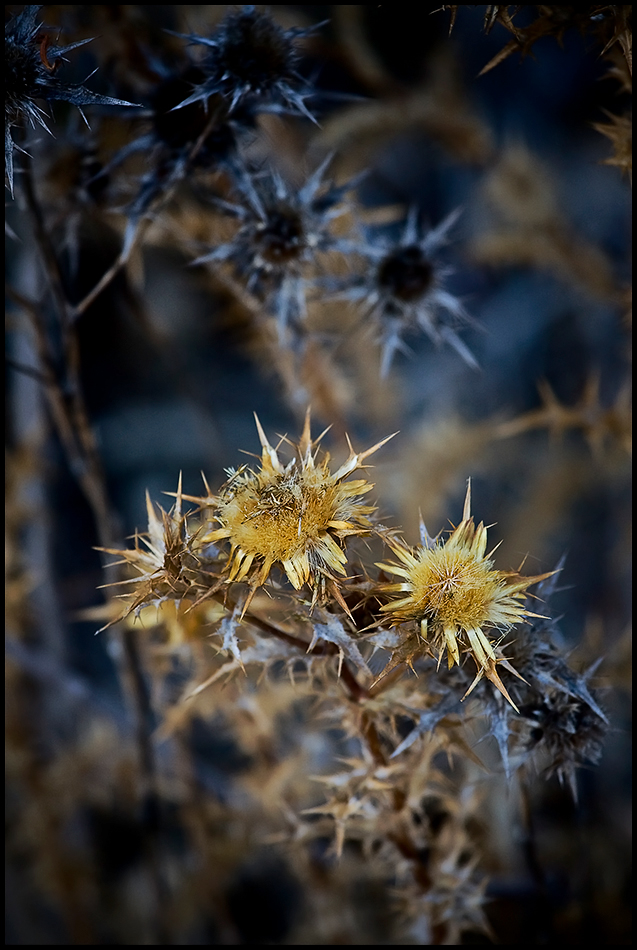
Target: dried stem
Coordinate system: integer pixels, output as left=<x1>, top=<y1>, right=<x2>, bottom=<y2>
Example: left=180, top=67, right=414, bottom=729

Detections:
left=14, top=158, right=171, bottom=939
left=210, top=587, right=369, bottom=702
left=72, top=108, right=227, bottom=318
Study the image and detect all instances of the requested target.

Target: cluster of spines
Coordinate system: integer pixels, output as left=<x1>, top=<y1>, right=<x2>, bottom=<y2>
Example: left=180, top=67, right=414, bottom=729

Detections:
left=98, top=413, right=606, bottom=764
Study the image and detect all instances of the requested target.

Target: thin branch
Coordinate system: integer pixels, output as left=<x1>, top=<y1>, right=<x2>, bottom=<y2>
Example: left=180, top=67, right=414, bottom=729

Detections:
left=5, top=356, right=54, bottom=385
left=72, top=107, right=227, bottom=318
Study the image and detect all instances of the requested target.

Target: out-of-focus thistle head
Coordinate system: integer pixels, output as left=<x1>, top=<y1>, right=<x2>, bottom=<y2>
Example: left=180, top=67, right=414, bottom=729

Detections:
left=377, top=481, right=554, bottom=710
left=149, top=66, right=249, bottom=160
left=456, top=560, right=610, bottom=786
left=170, top=5, right=321, bottom=121
left=194, top=155, right=360, bottom=337
left=197, top=410, right=396, bottom=616
left=520, top=688, right=608, bottom=800
left=345, top=207, right=479, bottom=377
left=101, top=63, right=253, bottom=232
left=490, top=562, right=610, bottom=795
left=4, top=4, right=138, bottom=195
left=118, top=63, right=254, bottom=169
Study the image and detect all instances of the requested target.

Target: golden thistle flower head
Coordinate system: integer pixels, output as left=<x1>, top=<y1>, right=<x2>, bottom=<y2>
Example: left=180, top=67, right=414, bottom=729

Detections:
left=377, top=481, right=553, bottom=710
left=204, top=410, right=396, bottom=614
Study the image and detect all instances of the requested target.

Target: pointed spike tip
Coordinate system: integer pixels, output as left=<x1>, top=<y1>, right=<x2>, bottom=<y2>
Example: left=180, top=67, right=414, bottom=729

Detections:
left=462, top=477, right=472, bottom=522
left=253, top=412, right=283, bottom=472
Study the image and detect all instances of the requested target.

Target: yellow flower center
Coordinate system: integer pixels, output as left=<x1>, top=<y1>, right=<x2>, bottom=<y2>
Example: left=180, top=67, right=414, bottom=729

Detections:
left=219, top=468, right=341, bottom=563
left=406, top=548, right=504, bottom=632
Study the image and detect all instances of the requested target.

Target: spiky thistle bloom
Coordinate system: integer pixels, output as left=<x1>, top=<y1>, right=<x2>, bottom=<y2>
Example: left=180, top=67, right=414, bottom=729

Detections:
left=193, top=156, right=359, bottom=340
left=376, top=481, right=553, bottom=709
left=343, top=207, right=479, bottom=377
left=197, top=411, right=396, bottom=615
left=5, top=4, right=137, bottom=195
left=170, top=5, right=320, bottom=121
left=95, top=476, right=212, bottom=630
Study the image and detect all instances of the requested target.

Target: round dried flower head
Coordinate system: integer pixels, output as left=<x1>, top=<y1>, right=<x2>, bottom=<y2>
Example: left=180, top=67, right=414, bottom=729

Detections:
left=202, top=411, right=396, bottom=615
left=346, top=207, right=478, bottom=377
left=194, top=156, right=359, bottom=336
left=5, top=4, right=137, bottom=195
left=171, top=5, right=320, bottom=121
left=377, top=481, right=553, bottom=709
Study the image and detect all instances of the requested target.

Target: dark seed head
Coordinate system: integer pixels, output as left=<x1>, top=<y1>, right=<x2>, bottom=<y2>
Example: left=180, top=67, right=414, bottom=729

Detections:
left=150, top=67, right=211, bottom=149
left=207, top=9, right=296, bottom=95
left=378, top=245, right=434, bottom=302
left=256, top=207, right=305, bottom=264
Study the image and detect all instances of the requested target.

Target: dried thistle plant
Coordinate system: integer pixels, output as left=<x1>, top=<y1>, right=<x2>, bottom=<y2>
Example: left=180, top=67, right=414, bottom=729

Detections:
left=170, top=5, right=322, bottom=121
left=95, top=474, right=211, bottom=630
left=339, top=206, right=479, bottom=375
left=376, top=481, right=554, bottom=709
left=442, top=5, right=632, bottom=77
left=193, top=411, right=396, bottom=615
left=5, top=5, right=628, bottom=945
left=494, top=375, right=633, bottom=457
left=592, top=107, right=633, bottom=183
left=192, top=155, right=361, bottom=344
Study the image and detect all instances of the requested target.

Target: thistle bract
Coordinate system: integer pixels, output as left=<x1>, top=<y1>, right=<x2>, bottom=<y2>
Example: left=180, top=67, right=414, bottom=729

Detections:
left=95, top=475, right=204, bottom=630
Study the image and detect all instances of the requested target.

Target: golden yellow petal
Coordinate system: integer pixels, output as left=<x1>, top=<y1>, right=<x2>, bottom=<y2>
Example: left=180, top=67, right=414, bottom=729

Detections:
left=257, top=557, right=274, bottom=585
left=227, top=548, right=247, bottom=582
left=462, top=658, right=520, bottom=713
left=504, top=570, right=556, bottom=593
left=283, top=557, right=305, bottom=589
left=375, top=561, right=412, bottom=579
left=253, top=413, right=284, bottom=474
left=472, top=522, right=488, bottom=559
left=206, top=527, right=233, bottom=541
left=465, top=627, right=495, bottom=668
left=336, top=479, right=374, bottom=497
left=234, top=551, right=255, bottom=582
left=443, top=625, right=460, bottom=668
left=379, top=593, right=420, bottom=611
left=385, top=541, right=418, bottom=568
left=293, top=550, right=311, bottom=585
left=331, top=431, right=397, bottom=482
left=320, top=533, right=347, bottom=567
